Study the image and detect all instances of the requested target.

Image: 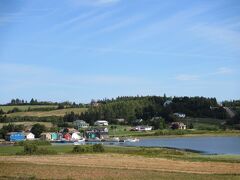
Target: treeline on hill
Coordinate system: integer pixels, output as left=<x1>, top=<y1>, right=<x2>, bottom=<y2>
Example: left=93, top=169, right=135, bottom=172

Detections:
left=223, top=100, right=240, bottom=128
left=0, top=98, right=87, bottom=114
left=2, top=98, right=86, bottom=107
left=76, top=96, right=227, bottom=125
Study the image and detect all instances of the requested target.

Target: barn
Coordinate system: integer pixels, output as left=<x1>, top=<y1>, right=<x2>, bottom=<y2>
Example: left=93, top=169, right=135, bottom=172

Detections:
left=5, top=132, right=25, bottom=142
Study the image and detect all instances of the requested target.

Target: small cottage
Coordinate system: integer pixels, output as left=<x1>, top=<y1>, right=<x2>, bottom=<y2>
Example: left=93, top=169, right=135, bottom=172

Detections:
left=40, top=133, right=52, bottom=141
left=25, top=132, right=35, bottom=140
left=71, top=132, right=81, bottom=140
left=51, top=132, right=58, bottom=140
left=171, top=122, right=187, bottom=130
left=5, top=132, right=25, bottom=142
left=85, top=127, right=109, bottom=139
left=63, top=133, right=71, bottom=141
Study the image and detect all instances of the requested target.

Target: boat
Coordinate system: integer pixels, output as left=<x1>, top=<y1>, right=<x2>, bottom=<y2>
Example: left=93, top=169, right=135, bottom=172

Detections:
left=124, top=138, right=140, bottom=142
left=73, top=138, right=86, bottom=145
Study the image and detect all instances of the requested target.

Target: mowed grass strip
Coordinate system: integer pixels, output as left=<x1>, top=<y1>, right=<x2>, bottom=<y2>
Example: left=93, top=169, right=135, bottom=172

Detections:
left=7, top=108, right=88, bottom=117
left=0, top=154, right=240, bottom=179
left=0, top=162, right=239, bottom=180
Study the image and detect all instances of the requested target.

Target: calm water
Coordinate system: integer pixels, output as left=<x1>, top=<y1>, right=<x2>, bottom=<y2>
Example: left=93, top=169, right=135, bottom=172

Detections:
left=119, top=136, right=240, bottom=155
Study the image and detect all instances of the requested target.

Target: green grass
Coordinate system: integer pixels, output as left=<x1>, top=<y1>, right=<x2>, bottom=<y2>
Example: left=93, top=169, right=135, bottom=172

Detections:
left=1, top=145, right=240, bottom=163
left=0, top=105, right=58, bottom=113
left=6, top=107, right=88, bottom=117
left=0, top=121, right=53, bottom=129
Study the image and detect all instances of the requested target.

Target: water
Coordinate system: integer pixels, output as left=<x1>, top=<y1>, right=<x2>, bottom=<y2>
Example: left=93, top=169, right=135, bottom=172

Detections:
left=52, top=136, right=240, bottom=155
left=119, top=136, right=240, bottom=155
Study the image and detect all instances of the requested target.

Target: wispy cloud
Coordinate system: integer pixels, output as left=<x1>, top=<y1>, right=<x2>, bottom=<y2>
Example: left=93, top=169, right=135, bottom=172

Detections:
left=190, top=23, right=240, bottom=51
left=175, top=67, right=235, bottom=81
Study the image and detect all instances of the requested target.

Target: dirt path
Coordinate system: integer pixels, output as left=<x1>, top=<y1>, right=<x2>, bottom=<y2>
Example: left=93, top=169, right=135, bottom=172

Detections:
left=0, top=154, right=239, bottom=175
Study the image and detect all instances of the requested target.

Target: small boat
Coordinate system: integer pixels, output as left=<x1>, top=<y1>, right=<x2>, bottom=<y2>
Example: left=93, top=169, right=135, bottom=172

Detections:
left=124, top=138, right=139, bottom=142
left=73, top=138, right=85, bottom=145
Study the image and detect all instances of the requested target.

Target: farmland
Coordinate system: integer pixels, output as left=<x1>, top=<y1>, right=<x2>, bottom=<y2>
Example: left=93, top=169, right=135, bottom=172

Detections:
left=5, top=107, right=87, bottom=117
left=0, top=105, right=58, bottom=112
left=0, top=121, right=53, bottom=129
left=0, top=154, right=239, bottom=179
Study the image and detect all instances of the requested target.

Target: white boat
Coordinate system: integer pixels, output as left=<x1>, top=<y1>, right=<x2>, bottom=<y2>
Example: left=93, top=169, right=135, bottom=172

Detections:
left=73, top=138, right=85, bottom=145
left=124, top=138, right=139, bottom=142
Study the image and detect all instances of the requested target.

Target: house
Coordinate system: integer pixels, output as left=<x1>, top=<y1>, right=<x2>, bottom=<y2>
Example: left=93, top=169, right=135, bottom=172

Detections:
left=71, top=132, right=81, bottom=140
left=63, top=133, right=71, bottom=141
left=94, top=120, right=108, bottom=126
left=73, top=120, right=89, bottom=129
left=51, top=132, right=58, bottom=140
left=173, top=113, right=186, bottom=118
left=5, top=132, right=25, bottom=142
left=85, top=127, right=109, bottom=139
left=171, top=122, right=186, bottom=130
left=40, top=133, right=52, bottom=141
left=24, top=132, right=35, bottom=140
left=131, top=126, right=153, bottom=131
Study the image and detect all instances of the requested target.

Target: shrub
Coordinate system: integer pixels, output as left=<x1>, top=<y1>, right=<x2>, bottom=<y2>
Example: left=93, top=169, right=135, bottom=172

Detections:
left=93, top=144, right=104, bottom=152
left=24, top=143, right=38, bottom=154
left=72, top=145, right=93, bottom=153
left=72, top=144, right=104, bottom=153
left=15, top=140, right=51, bottom=146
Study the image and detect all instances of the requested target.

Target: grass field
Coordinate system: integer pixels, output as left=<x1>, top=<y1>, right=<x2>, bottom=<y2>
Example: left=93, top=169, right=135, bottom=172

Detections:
left=0, top=154, right=239, bottom=179
left=0, top=121, right=53, bottom=129
left=0, top=105, right=58, bottom=112
left=6, top=107, right=88, bottom=117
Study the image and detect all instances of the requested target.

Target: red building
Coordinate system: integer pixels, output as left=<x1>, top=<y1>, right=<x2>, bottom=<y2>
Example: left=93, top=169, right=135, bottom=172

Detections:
left=63, top=133, right=71, bottom=141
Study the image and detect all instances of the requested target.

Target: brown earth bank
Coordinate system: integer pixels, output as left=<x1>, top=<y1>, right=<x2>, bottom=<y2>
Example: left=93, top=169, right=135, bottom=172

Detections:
left=0, top=154, right=240, bottom=180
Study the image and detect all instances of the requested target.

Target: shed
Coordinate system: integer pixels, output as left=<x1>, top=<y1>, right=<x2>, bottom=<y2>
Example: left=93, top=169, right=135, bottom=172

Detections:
left=40, top=133, right=51, bottom=141
left=71, top=132, right=81, bottom=140
left=5, top=132, right=25, bottom=142
left=51, top=133, right=58, bottom=140
left=24, top=132, right=35, bottom=140
left=63, top=133, right=71, bottom=141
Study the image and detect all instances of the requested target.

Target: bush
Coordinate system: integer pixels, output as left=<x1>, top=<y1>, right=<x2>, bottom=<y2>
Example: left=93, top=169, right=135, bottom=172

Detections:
left=24, top=143, right=38, bottom=154
left=72, top=145, right=93, bottom=153
left=72, top=144, right=104, bottom=153
left=93, top=144, right=104, bottom=152
left=15, top=140, right=51, bottom=146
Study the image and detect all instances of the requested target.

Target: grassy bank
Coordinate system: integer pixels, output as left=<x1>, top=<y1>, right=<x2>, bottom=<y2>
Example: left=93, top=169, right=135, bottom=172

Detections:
left=1, top=145, right=240, bottom=163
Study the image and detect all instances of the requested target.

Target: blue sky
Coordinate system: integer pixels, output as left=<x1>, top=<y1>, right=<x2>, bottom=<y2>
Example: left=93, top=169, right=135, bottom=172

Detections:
left=0, top=0, right=240, bottom=103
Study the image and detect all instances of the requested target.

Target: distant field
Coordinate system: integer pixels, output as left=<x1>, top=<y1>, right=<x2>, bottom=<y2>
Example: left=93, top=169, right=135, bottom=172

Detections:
left=6, top=108, right=88, bottom=117
left=0, top=105, right=58, bottom=113
left=0, top=121, right=53, bottom=129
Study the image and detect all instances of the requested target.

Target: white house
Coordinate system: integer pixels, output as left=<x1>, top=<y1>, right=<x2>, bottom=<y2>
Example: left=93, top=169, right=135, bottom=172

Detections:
left=132, top=126, right=153, bottom=131
left=73, top=120, right=89, bottom=129
left=71, top=132, right=81, bottom=140
left=25, top=132, right=35, bottom=140
left=94, top=120, right=109, bottom=126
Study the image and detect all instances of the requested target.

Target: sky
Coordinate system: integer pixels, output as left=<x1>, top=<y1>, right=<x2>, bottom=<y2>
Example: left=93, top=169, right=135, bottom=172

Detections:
left=0, top=0, right=240, bottom=103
